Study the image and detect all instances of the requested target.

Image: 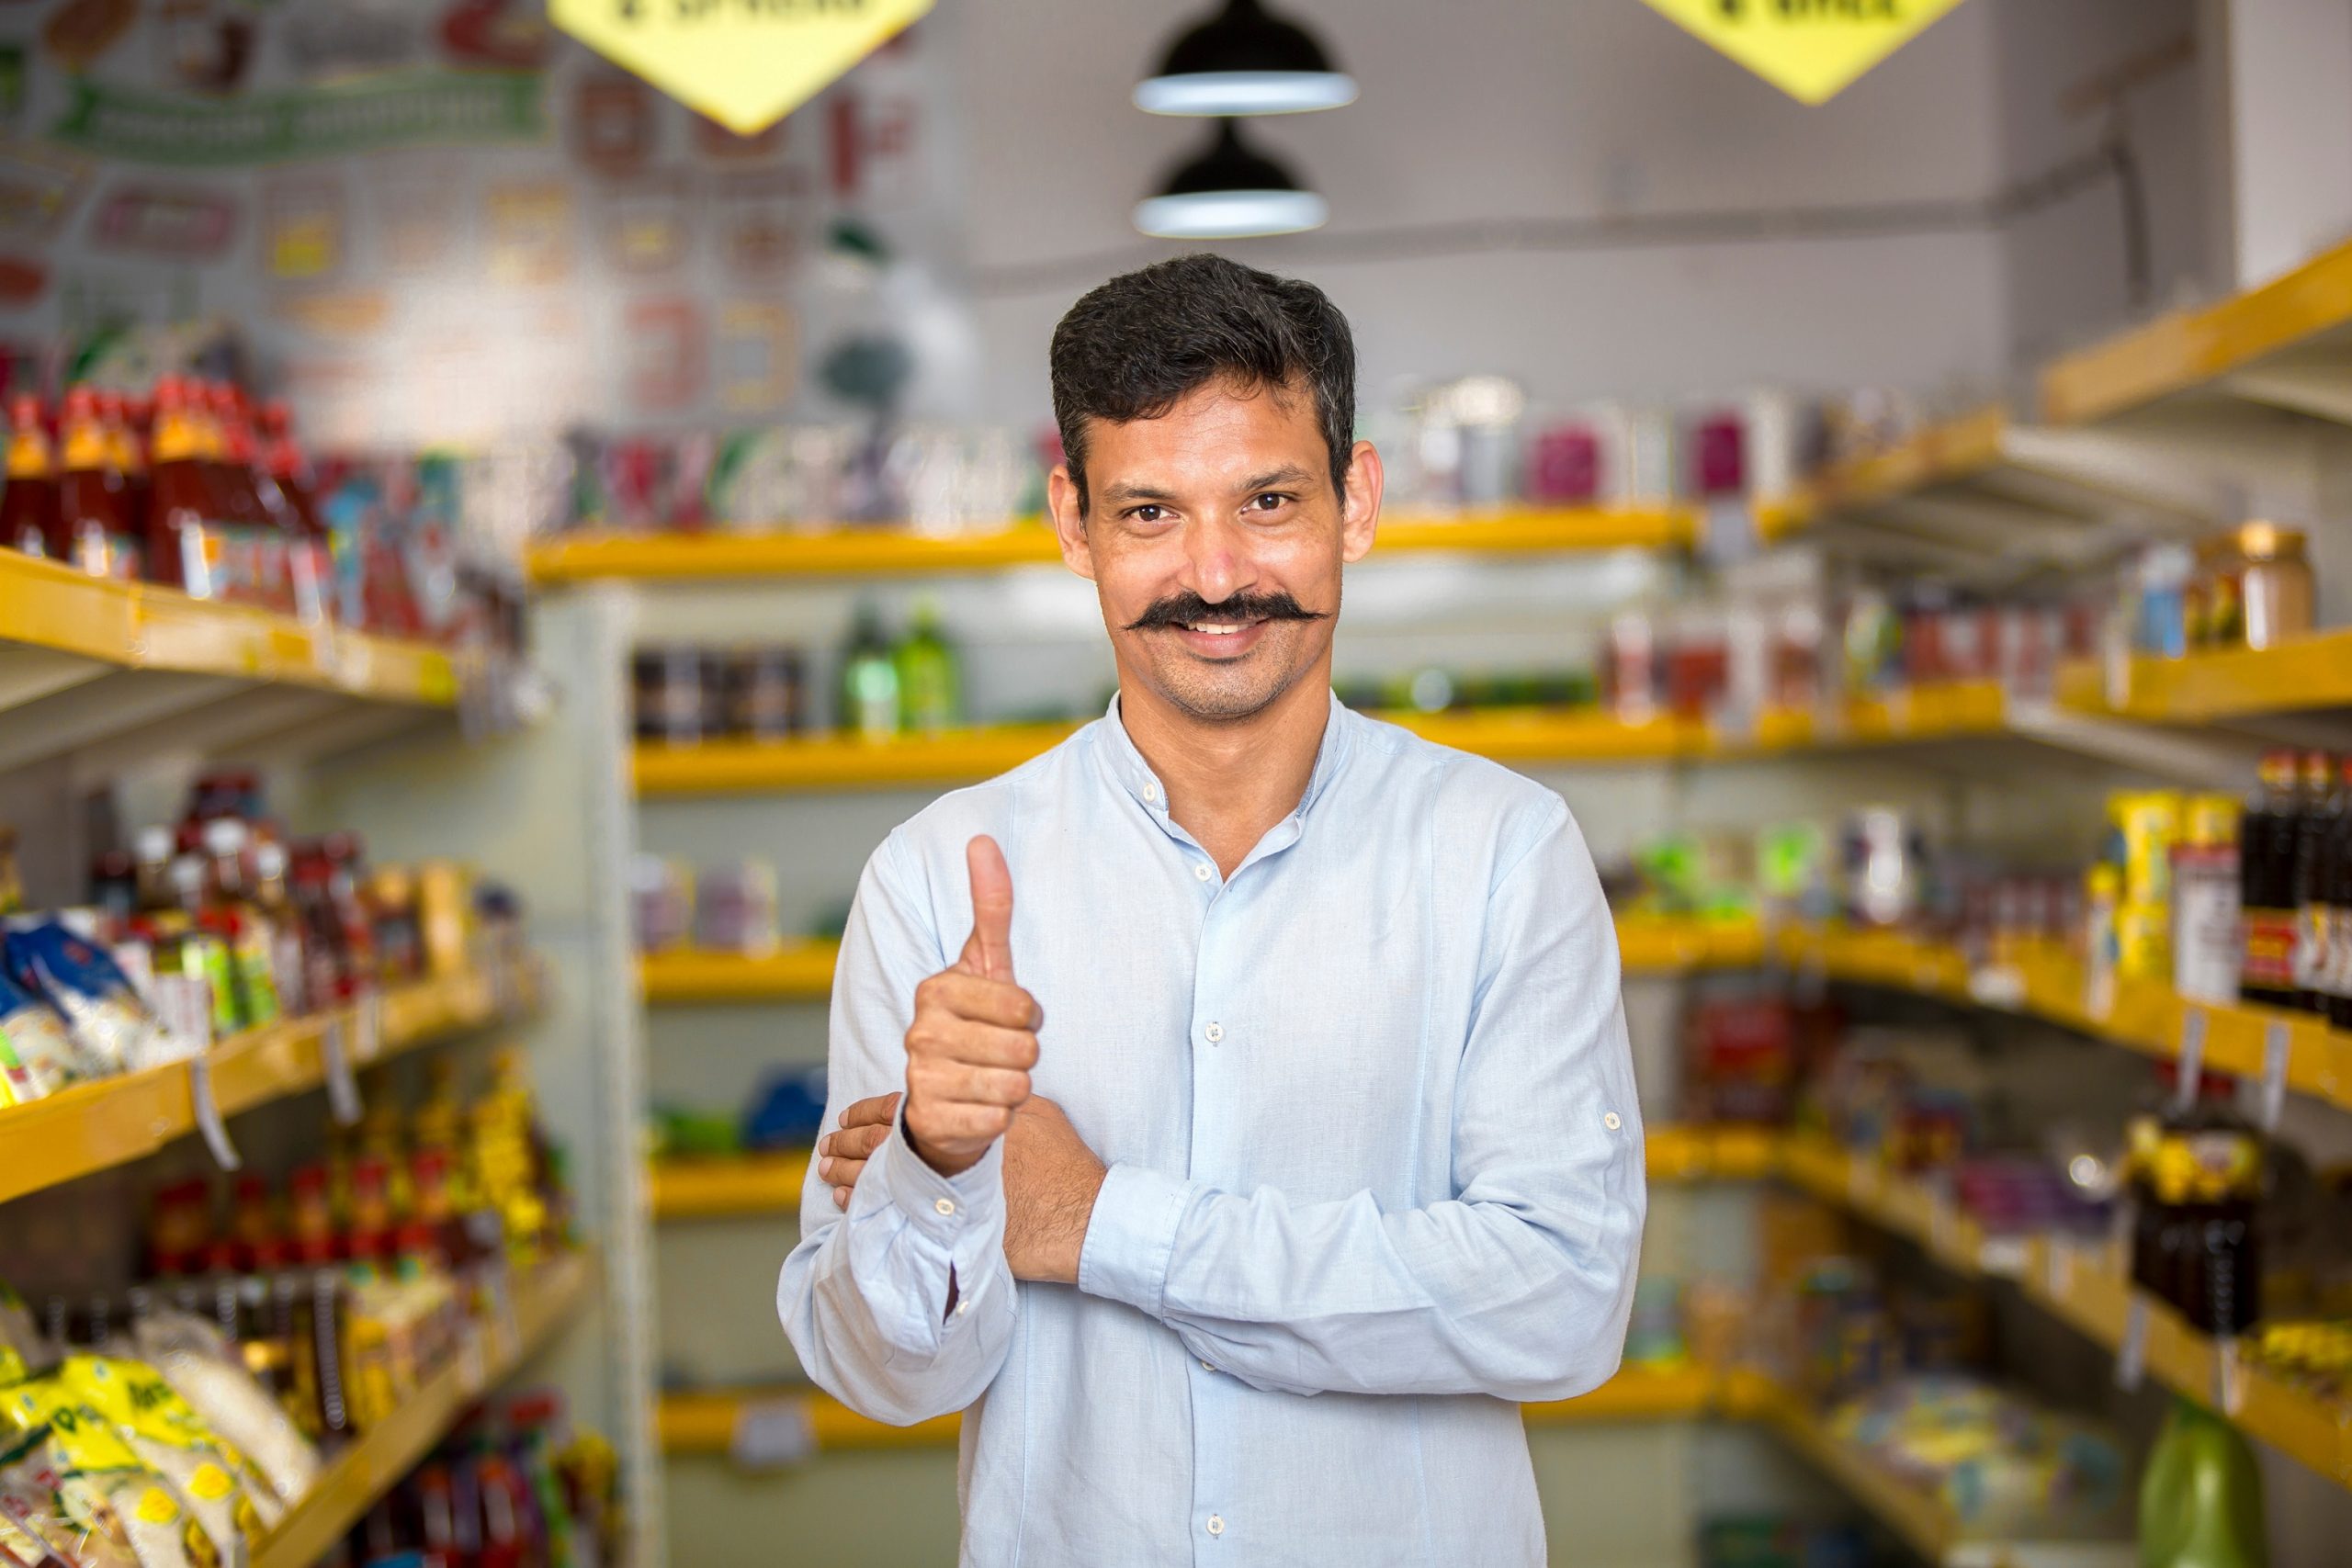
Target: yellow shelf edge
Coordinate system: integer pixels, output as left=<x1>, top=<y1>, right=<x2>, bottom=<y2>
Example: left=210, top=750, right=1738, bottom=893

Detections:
left=2054, top=628, right=2352, bottom=724
left=1802, top=404, right=2012, bottom=518
left=0, top=956, right=540, bottom=1208
left=2041, top=233, right=2352, bottom=425
left=254, top=1250, right=597, bottom=1568
left=0, top=552, right=463, bottom=708
left=529, top=508, right=1700, bottom=585
left=650, top=1152, right=811, bottom=1219
left=640, top=942, right=840, bottom=1002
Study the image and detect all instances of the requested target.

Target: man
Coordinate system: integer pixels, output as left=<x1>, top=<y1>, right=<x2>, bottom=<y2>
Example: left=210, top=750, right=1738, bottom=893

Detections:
left=779, top=254, right=1645, bottom=1566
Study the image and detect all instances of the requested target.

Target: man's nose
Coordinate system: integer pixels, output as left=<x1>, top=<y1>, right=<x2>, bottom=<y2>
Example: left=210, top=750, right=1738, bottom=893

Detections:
left=1181, top=513, right=1257, bottom=604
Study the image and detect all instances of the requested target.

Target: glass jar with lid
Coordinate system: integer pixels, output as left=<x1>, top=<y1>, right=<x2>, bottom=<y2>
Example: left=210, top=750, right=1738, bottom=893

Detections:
left=2232, top=521, right=2313, bottom=650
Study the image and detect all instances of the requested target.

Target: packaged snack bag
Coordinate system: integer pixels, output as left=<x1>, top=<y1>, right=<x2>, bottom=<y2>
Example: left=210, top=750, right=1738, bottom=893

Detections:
left=0, top=972, right=100, bottom=1101
left=5, top=925, right=175, bottom=1076
left=0, top=1390, right=209, bottom=1568
left=0, top=1424, right=141, bottom=1568
left=63, top=1355, right=276, bottom=1545
left=125, top=1314, right=317, bottom=1508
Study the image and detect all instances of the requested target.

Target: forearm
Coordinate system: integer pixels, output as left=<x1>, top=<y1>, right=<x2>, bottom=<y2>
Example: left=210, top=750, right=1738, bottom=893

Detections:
left=778, top=1124, right=1018, bottom=1424
left=1077, top=1159, right=1644, bottom=1401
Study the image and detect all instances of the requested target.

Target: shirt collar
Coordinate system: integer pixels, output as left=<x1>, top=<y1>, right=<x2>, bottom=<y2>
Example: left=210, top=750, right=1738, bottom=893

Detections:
left=1096, top=688, right=1355, bottom=826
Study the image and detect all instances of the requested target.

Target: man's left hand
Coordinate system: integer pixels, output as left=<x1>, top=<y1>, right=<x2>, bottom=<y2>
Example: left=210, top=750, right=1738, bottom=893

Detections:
left=819, top=1091, right=1105, bottom=1283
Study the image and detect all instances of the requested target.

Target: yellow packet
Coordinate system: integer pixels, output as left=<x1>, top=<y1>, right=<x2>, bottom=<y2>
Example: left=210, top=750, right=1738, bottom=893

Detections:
left=64, top=1356, right=276, bottom=1540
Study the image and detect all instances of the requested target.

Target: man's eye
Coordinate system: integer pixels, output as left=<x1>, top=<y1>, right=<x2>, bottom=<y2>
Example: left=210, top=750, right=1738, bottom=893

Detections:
left=1250, top=492, right=1291, bottom=512
left=1131, top=504, right=1166, bottom=523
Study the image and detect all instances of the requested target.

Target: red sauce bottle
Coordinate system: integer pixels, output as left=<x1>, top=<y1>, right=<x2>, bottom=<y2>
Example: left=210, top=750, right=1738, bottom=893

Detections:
left=260, top=399, right=334, bottom=626
left=2, top=393, right=60, bottom=558
left=56, top=386, right=140, bottom=578
left=149, top=375, right=240, bottom=601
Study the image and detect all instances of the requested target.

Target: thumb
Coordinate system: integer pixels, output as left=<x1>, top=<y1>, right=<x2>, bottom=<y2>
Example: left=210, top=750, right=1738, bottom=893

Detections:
left=957, top=834, right=1015, bottom=981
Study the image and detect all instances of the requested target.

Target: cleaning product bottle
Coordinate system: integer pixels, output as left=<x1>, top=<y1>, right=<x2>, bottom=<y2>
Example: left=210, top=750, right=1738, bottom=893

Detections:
left=2138, top=1398, right=2267, bottom=1568
left=895, top=596, right=962, bottom=736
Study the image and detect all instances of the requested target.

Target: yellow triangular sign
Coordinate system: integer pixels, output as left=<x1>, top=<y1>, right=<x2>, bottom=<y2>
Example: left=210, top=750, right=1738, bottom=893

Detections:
left=552, top=0, right=933, bottom=135
left=1638, top=0, right=1967, bottom=105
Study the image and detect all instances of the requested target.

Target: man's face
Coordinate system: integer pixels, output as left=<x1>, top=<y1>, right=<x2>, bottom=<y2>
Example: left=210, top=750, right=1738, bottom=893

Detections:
left=1047, top=377, right=1381, bottom=724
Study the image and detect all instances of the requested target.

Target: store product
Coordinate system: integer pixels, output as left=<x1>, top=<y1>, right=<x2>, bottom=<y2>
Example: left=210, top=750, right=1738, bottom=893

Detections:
left=1830, top=1375, right=2128, bottom=1541
left=2138, top=1400, right=2267, bottom=1568
left=2171, top=795, right=2242, bottom=1007
left=632, top=644, right=813, bottom=747
left=2, top=397, right=59, bottom=561
left=54, top=390, right=137, bottom=581
left=2125, top=1079, right=2264, bottom=1337
left=2242, top=750, right=2308, bottom=1010
left=894, top=599, right=961, bottom=735
left=837, top=604, right=902, bottom=740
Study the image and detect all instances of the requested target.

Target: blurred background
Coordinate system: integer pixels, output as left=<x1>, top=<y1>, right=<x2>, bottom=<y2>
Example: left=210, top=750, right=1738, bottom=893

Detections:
left=2, top=2, right=2352, bottom=1566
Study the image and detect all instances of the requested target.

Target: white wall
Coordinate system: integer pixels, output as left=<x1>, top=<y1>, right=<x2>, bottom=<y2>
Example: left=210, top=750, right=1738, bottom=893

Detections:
left=957, top=0, right=2013, bottom=426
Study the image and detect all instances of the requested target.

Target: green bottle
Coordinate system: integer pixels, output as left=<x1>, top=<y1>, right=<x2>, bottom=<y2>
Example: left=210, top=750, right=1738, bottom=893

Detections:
left=2139, top=1399, right=2267, bottom=1568
left=839, top=602, right=901, bottom=739
left=895, top=597, right=961, bottom=736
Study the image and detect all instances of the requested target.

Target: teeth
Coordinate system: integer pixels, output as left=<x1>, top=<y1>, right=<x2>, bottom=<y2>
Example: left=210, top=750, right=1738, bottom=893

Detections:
left=1185, top=622, right=1247, bottom=635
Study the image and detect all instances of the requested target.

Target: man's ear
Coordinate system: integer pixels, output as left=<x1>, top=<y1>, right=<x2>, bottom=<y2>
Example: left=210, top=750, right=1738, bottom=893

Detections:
left=1339, top=440, right=1382, bottom=565
left=1047, top=465, right=1096, bottom=582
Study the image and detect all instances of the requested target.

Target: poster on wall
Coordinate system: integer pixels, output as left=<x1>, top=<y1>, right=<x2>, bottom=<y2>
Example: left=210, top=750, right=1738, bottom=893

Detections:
left=0, top=0, right=972, bottom=445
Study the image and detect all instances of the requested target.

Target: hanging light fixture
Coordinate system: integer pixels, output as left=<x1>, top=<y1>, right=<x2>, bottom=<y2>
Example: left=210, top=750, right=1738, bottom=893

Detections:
left=1132, top=119, right=1329, bottom=240
left=1134, top=0, right=1357, bottom=117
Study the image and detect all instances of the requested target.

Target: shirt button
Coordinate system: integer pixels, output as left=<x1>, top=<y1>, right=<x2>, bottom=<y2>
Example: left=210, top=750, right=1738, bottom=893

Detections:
left=1205, top=1516, right=1225, bottom=1538
left=1142, top=781, right=1159, bottom=803
left=933, top=1197, right=956, bottom=1216
left=1603, top=1111, right=1622, bottom=1131
left=1193, top=863, right=1213, bottom=882
left=1204, top=1021, right=1224, bottom=1043
left=1200, top=1359, right=1216, bottom=1372
left=956, top=1299, right=972, bottom=1316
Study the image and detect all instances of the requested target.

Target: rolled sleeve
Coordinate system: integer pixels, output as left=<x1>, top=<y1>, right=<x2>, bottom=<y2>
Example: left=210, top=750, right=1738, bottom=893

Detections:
left=1077, top=1162, right=1197, bottom=1317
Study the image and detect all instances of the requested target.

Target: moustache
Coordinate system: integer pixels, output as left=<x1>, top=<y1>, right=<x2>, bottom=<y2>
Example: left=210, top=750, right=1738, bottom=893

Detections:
left=1125, top=591, right=1331, bottom=633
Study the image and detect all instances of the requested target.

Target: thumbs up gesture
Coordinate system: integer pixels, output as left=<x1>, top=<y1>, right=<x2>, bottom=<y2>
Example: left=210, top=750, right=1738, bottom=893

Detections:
left=901, top=836, right=1041, bottom=1176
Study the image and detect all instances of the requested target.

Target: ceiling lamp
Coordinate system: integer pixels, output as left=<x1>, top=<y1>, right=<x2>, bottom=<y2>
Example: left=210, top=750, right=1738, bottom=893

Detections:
left=1134, top=0, right=1357, bottom=117
left=1132, top=119, right=1329, bottom=240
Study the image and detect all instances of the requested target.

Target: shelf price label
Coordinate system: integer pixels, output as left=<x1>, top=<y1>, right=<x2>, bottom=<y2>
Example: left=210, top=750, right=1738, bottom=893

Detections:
left=552, top=0, right=933, bottom=135
left=1637, top=0, right=1968, bottom=106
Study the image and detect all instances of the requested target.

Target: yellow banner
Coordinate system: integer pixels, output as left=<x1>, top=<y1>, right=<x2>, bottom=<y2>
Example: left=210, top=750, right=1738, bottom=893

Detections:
left=1639, top=0, right=1967, bottom=106
left=552, top=0, right=933, bottom=135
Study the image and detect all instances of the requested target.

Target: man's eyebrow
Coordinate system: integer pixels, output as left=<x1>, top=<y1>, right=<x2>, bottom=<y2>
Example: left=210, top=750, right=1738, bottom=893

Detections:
left=1240, top=465, right=1316, bottom=492
left=1098, top=481, right=1180, bottom=504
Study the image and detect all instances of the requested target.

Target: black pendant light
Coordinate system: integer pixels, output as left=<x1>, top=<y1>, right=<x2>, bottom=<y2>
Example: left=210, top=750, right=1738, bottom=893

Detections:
left=1135, top=0, right=1357, bottom=117
left=1133, top=119, right=1328, bottom=240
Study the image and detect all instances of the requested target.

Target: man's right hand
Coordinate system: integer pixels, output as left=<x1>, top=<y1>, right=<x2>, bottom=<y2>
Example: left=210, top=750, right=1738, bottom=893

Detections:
left=902, top=835, right=1040, bottom=1177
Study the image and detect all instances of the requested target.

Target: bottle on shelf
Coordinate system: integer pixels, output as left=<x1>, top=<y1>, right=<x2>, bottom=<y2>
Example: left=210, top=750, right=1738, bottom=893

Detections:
left=839, top=601, right=902, bottom=740
left=895, top=596, right=962, bottom=736
left=259, top=399, right=334, bottom=626
left=100, top=389, right=149, bottom=542
left=2238, top=750, right=2301, bottom=1010
left=2, top=393, right=60, bottom=558
left=56, top=386, right=139, bottom=579
left=201, top=816, right=282, bottom=1032
left=2291, top=750, right=2340, bottom=1014
left=2137, top=1399, right=2267, bottom=1568
left=2329, top=754, right=2352, bottom=1032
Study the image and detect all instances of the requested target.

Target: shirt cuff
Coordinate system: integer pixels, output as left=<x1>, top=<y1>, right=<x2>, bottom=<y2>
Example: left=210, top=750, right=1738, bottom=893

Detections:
left=1077, top=1163, right=1195, bottom=1317
left=872, top=1112, right=1004, bottom=1240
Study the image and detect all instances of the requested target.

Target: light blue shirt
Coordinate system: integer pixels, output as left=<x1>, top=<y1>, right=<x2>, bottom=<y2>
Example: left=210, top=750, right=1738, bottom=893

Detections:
left=779, top=693, right=1646, bottom=1566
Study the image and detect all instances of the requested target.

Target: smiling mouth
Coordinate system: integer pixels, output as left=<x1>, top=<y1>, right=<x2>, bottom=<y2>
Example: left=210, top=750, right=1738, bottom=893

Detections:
left=1180, top=618, right=1261, bottom=636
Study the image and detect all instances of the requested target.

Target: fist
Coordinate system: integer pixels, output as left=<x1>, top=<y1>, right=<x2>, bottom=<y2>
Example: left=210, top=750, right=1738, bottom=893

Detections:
left=903, top=836, right=1039, bottom=1177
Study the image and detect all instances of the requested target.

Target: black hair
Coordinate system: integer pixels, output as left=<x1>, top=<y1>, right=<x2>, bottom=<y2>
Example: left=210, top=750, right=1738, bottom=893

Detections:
left=1048, top=254, right=1356, bottom=516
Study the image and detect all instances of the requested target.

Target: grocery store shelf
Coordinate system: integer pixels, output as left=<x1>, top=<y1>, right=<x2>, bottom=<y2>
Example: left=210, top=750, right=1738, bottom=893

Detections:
left=634, top=724, right=1082, bottom=796
left=631, top=683, right=2019, bottom=797
left=1645, top=1122, right=1782, bottom=1184
left=2041, top=234, right=2352, bottom=426
left=0, top=551, right=462, bottom=709
left=0, top=955, right=540, bottom=1209
left=639, top=942, right=839, bottom=1002
left=1770, top=1136, right=2352, bottom=1494
left=2054, top=627, right=2352, bottom=725
left=254, top=1249, right=597, bottom=1568
left=1615, top=917, right=1769, bottom=975
left=650, top=1152, right=809, bottom=1219
left=528, top=507, right=1699, bottom=585
left=2018, top=1238, right=2352, bottom=1490
left=1803, top=407, right=2012, bottom=516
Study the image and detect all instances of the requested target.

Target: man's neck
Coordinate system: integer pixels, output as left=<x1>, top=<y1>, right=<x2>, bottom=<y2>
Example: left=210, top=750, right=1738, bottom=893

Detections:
left=1118, top=667, right=1331, bottom=876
